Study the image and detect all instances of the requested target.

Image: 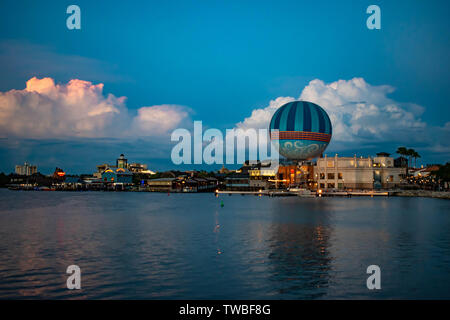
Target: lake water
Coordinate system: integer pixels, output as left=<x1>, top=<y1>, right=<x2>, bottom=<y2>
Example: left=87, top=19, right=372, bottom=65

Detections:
left=0, top=189, right=449, bottom=299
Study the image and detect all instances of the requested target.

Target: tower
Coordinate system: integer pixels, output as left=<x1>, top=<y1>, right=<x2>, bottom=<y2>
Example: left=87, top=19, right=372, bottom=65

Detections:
left=116, top=154, right=128, bottom=169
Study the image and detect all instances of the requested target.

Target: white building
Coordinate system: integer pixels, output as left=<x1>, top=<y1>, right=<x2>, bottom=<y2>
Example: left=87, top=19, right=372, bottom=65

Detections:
left=314, top=153, right=406, bottom=190
left=15, top=162, right=37, bottom=176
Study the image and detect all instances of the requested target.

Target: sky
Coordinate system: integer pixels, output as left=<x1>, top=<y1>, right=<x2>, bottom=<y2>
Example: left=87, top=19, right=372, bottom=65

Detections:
left=0, top=0, right=449, bottom=173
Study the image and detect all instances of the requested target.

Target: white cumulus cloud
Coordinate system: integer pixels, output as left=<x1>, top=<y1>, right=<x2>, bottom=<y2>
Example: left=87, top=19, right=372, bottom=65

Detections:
left=235, top=77, right=427, bottom=144
left=299, top=78, right=426, bottom=142
left=132, top=104, right=191, bottom=136
left=0, top=77, right=191, bottom=139
left=236, top=96, right=295, bottom=129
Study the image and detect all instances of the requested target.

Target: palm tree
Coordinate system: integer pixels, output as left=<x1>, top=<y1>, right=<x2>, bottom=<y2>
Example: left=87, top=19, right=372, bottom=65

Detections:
left=396, top=146, right=407, bottom=156
left=412, top=151, right=421, bottom=168
left=397, top=146, right=411, bottom=175
left=396, top=147, right=408, bottom=165
left=406, top=148, right=415, bottom=168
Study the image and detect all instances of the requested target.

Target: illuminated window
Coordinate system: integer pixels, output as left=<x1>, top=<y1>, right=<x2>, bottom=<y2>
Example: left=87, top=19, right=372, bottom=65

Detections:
left=320, top=173, right=325, bottom=179
left=338, top=172, right=343, bottom=179
left=327, top=183, right=335, bottom=188
left=327, top=173, right=335, bottom=179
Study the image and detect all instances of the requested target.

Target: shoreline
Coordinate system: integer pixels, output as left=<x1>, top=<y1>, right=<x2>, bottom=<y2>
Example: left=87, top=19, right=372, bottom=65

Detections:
left=2, top=187, right=449, bottom=199
left=392, top=190, right=450, bottom=200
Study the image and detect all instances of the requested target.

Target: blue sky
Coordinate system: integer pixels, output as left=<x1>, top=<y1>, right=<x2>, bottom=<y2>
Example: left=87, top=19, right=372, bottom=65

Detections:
left=0, top=0, right=449, bottom=173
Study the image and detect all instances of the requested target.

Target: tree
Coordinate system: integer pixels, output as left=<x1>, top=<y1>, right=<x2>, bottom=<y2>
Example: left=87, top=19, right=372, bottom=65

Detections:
left=396, top=147, right=408, bottom=158
left=0, top=172, right=9, bottom=187
left=406, top=148, right=415, bottom=168
left=412, top=151, right=421, bottom=168
left=436, top=163, right=450, bottom=182
left=396, top=146, right=409, bottom=169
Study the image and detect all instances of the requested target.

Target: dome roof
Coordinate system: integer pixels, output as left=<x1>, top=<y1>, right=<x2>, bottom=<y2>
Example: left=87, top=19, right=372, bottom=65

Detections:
left=269, top=101, right=332, bottom=135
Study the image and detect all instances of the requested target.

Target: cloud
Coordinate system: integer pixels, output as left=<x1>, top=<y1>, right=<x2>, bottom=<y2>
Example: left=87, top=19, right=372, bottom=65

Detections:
left=132, top=105, right=191, bottom=136
left=0, top=77, right=191, bottom=139
left=236, top=96, right=295, bottom=130
left=299, top=78, right=426, bottom=143
left=235, top=77, right=429, bottom=144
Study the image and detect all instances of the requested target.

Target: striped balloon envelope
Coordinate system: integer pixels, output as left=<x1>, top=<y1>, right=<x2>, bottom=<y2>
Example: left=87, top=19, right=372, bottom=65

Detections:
left=269, top=101, right=332, bottom=160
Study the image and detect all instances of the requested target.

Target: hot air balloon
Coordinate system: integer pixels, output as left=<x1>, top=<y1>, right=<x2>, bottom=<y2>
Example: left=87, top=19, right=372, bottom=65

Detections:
left=269, top=101, right=332, bottom=161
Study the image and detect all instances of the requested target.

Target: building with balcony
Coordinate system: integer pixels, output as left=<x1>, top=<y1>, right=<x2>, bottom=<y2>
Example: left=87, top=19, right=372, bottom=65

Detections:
left=314, top=153, right=406, bottom=190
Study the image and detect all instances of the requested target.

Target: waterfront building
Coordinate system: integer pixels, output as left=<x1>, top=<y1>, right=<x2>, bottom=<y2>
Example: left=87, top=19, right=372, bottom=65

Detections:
left=94, top=163, right=109, bottom=178
left=314, top=153, right=406, bottom=190
left=147, top=175, right=218, bottom=192
left=248, top=163, right=276, bottom=190
left=128, top=163, right=155, bottom=174
left=52, top=167, right=66, bottom=180
left=62, top=177, right=83, bottom=190
left=412, top=165, right=440, bottom=178
left=15, top=162, right=37, bottom=176
left=94, top=154, right=155, bottom=178
left=276, top=162, right=315, bottom=188
left=248, top=168, right=276, bottom=189
left=230, top=160, right=278, bottom=190
left=147, top=178, right=178, bottom=192
left=224, top=173, right=251, bottom=191
left=101, top=167, right=133, bottom=189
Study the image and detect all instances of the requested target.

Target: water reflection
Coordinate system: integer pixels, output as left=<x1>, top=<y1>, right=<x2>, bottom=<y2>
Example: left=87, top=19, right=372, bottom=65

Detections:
left=1, top=191, right=450, bottom=299
left=266, top=199, right=334, bottom=298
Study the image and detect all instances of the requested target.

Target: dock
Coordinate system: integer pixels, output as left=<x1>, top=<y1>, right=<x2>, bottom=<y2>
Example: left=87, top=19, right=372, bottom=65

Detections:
left=216, top=190, right=391, bottom=197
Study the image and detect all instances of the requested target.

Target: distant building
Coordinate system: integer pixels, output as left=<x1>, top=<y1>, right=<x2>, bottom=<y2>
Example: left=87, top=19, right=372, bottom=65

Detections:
left=225, top=173, right=251, bottom=191
left=248, top=162, right=277, bottom=190
left=276, top=162, right=314, bottom=188
left=94, top=154, right=155, bottom=178
left=218, top=165, right=231, bottom=174
left=147, top=177, right=178, bottom=192
left=314, top=154, right=406, bottom=190
left=128, top=163, right=155, bottom=174
left=412, top=165, right=440, bottom=178
left=101, top=167, right=133, bottom=185
left=52, top=167, right=66, bottom=180
left=94, top=163, right=109, bottom=178
left=116, top=154, right=128, bottom=169
left=146, top=176, right=217, bottom=192
left=15, top=162, right=37, bottom=176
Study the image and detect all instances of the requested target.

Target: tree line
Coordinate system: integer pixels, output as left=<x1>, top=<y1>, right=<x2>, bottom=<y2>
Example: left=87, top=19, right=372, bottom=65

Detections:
left=396, top=147, right=421, bottom=168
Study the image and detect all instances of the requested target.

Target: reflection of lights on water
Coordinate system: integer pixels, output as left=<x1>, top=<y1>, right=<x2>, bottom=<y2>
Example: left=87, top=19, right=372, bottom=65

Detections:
left=214, top=211, right=222, bottom=256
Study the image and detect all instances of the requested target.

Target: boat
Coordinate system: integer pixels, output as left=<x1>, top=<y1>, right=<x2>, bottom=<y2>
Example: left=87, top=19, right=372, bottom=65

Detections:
left=288, top=187, right=316, bottom=197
